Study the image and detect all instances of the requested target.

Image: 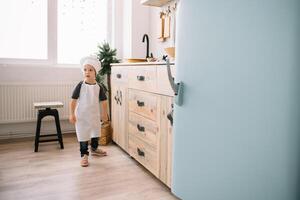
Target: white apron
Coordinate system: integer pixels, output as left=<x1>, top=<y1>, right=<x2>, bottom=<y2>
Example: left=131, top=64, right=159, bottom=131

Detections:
left=75, top=82, right=101, bottom=141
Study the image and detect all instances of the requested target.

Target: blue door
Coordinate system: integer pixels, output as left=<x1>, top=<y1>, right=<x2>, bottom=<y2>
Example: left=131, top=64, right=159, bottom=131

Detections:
left=172, top=1, right=300, bottom=199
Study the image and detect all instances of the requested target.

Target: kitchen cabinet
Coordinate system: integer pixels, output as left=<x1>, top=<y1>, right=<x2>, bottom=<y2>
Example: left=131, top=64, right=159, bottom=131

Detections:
left=111, top=62, right=175, bottom=187
left=111, top=67, right=128, bottom=151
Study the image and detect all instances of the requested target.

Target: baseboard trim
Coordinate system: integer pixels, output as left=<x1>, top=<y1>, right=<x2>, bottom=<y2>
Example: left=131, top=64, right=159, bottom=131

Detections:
left=0, top=131, right=76, bottom=144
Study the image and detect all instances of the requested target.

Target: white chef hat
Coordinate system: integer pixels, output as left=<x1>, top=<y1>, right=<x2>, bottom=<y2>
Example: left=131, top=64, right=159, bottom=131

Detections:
left=80, top=55, right=102, bottom=73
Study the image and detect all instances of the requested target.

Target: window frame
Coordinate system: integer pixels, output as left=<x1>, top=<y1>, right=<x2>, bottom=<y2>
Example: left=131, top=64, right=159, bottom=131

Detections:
left=0, top=0, right=111, bottom=67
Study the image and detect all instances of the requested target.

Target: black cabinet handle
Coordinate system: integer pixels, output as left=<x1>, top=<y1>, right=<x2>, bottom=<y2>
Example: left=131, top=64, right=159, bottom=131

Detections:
left=167, top=110, right=173, bottom=126
left=119, top=90, right=122, bottom=106
left=114, top=95, right=118, bottom=104
left=116, top=74, right=122, bottom=79
left=137, top=124, right=145, bottom=132
left=137, top=100, right=144, bottom=107
left=114, top=90, right=119, bottom=105
left=115, top=90, right=121, bottom=105
left=137, top=75, right=145, bottom=81
left=137, top=148, right=145, bottom=157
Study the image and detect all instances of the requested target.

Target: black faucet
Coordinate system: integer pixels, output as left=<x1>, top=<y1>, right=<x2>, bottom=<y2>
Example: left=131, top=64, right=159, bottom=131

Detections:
left=142, top=34, right=149, bottom=58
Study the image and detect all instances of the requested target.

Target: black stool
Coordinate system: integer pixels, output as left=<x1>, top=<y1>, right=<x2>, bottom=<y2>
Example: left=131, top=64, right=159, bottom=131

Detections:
left=34, top=102, right=64, bottom=152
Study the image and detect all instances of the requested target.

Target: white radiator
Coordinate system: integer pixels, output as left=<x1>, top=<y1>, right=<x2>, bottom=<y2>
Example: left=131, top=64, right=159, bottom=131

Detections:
left=0, top=82, right=77, bottom=124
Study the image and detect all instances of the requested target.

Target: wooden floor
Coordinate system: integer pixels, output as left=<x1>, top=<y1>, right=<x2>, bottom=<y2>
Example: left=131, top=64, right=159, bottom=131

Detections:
left=0, top=134, right=179, bottom=200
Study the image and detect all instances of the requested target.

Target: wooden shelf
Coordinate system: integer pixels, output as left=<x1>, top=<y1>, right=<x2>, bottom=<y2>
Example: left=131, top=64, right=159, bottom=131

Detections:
left=140, top=0, right=173, bottom=7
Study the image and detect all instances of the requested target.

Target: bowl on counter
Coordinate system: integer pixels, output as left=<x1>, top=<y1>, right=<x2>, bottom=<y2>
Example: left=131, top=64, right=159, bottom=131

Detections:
left=164, top=47, right=175, bottom=59
left=124, top=58, right=147, bottom=63
left=146, top=57, right=157, bottom=62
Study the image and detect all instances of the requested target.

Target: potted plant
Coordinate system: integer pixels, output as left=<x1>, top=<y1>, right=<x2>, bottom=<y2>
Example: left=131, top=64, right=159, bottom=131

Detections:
left=96, top=41, right=120, bottom=120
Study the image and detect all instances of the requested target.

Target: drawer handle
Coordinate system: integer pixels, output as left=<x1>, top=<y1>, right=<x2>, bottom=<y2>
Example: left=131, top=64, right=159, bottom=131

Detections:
left=167, top=110, right=173, bottom=126
left=119, top=90, right=122, bottom=106
left=137, top=75, right=145, bottom=81
left=116, top=74, right=122, bottom=79
left=137, top=148, right=145, bottom=157
left=137, top=100, right=144, bottom=107
left=114, top=95, right=118, bottom=104
left=115, top=90, right=121, bottom=105
left=137, top=124, right=145, bottom=132
left=114, top=91, right=119, bottom=105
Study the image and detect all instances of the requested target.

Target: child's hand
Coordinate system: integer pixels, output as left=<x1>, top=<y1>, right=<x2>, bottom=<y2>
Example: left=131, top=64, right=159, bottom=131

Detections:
left=69, top=114, right=76, bottom=124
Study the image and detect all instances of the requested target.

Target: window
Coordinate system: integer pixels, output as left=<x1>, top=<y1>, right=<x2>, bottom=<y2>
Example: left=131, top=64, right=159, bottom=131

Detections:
left=0, top=0, right=47, bottom=60
left=58, top=0, right=107, bottom=64
left=0, top=0, right=109, bottom=65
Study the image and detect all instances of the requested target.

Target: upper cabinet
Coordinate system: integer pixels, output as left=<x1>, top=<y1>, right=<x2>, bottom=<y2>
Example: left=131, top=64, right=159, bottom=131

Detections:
left=141, top=0, right=174, bottom=7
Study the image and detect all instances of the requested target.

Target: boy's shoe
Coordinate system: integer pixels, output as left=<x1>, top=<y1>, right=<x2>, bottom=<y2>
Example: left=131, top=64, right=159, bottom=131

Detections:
left=81, top=155, right=89, bottom=167
left=91, top=148, right=107, bottom=157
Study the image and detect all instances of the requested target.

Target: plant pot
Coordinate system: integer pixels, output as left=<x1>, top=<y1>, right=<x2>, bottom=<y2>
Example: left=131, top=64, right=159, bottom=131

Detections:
left=100, top=121, right=112, bottom=145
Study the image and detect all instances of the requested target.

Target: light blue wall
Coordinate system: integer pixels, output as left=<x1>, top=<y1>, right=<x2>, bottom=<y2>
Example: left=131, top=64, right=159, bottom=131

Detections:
left=173, top=0, right=300, bottom=200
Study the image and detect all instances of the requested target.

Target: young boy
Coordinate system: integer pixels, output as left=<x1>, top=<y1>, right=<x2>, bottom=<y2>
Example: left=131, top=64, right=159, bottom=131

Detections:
left=69, top=56, right=108, bottom=167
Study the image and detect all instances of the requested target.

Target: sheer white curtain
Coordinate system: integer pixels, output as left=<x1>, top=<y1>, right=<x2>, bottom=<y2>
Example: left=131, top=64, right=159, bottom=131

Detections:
left=57, top=0, right=108, bottom=64
left=0, top=0, right=47, bottom=59
left=0, top=0, right=108, bottom=65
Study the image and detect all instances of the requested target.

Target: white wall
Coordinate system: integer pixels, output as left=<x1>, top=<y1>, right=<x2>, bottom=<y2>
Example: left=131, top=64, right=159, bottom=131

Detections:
left=0, top=64, right=82, bottom=83
left=0, top=121, right=75, bottom=140
left=110, top=0, right=178, bottom=60
left=148, top=1, right=177, bottom=59
left=122, top=0, right=133, bottom=58
left=112, top=0, right=124, bottom=59
left=0, top=64, right=81, bottom=139
left=112, top=0, right=176, bottom=60
left=113, top=0, right=150, bottom=60
left=131, top=0, right=150, bottom=58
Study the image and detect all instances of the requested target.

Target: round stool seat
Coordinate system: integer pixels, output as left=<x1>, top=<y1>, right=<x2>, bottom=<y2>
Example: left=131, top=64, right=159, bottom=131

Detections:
left=34, top=101, right=63, bottom=109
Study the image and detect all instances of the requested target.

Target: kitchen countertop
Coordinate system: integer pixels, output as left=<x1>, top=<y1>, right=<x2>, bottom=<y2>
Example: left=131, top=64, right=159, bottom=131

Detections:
left=111, top=61, right=175, bottom=66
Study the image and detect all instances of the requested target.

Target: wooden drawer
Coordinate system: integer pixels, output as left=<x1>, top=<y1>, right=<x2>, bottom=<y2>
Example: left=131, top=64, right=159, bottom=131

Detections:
left=128, top=112, right=158, bottom=148
left=128, top=66, right=157, bottom=92
left=111, top=67, right=128, bottom=84
left=128, top=135, right=159, bottom=177
left=128, top=89, right=159, bottom=121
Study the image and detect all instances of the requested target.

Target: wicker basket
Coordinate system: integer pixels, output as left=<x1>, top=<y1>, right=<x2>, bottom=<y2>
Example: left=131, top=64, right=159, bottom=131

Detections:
left=100, top=135, right=111, bottom=145
left=100, top=121, right=112, bottom=145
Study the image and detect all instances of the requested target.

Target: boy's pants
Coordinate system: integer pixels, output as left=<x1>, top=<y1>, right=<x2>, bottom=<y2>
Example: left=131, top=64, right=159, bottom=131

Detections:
left=80, top=137, right=99, bottom=157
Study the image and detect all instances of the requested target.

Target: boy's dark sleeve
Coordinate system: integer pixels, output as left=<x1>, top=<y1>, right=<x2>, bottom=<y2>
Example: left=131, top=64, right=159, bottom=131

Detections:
left=99, top=85, right=107, bottom=101
left=71, top=81, right=83, bottom=99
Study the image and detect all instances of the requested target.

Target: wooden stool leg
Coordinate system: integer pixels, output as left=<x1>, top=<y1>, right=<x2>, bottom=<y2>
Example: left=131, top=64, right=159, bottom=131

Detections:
left=34, top=111, right=43, bottom=152
left=54, top=109, right=64, bottom=149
